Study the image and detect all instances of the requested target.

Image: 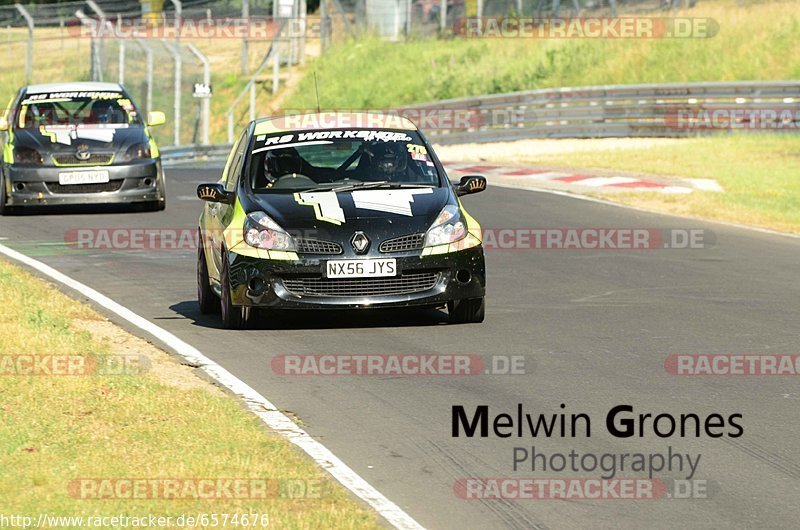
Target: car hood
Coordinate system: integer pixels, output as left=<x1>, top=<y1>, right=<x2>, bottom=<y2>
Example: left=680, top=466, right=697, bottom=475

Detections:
left=242, top=187, right=452, bottom=235
left=12, top=125, right=148, bottom=158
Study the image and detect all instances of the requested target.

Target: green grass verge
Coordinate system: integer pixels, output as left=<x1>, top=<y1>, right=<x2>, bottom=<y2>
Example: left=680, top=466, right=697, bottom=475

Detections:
left=511, top=134, right=800, bottom=234
left=286, top=0, right=800, bottom=108
left=0, top=259, right=379, bottom=529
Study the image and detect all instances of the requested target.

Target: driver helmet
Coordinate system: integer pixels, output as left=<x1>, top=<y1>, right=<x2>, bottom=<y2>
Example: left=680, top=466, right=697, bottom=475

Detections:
left=365, top=141, right=408, bottom=179
left=263, top=147, right=303, bottom=184
left=90, top=99, right=117, bottom=124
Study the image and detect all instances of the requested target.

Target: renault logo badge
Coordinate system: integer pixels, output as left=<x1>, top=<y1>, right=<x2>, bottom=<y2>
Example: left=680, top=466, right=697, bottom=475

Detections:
left=351, top=231, right=370, bottom=254
left=75, top=144, right=91, bottom=161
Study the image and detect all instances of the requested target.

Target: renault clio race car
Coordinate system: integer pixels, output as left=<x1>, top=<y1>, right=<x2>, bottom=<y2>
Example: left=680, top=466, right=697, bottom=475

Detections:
left=0, top=82, right=166, bottom=214
left=196, top=113, right=487, bottom=328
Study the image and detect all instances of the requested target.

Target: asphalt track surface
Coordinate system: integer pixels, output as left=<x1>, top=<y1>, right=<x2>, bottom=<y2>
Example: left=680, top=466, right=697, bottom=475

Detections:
left=1, top=165, right=799, bottom=529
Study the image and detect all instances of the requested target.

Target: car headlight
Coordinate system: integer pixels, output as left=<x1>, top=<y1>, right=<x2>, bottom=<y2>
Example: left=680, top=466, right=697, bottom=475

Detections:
left=121, top=142, right=151, bottom=162
left=424, top=204, right=467, bottom=247
left=13, top=146, right=43, bottom=165
left=244, top=211, right=296, bottom=251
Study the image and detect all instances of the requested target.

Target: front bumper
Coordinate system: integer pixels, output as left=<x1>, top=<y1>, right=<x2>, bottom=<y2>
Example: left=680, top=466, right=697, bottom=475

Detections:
left=226, top=246, right=486, bottom=309
left=3, top=159, right=162, bottom=206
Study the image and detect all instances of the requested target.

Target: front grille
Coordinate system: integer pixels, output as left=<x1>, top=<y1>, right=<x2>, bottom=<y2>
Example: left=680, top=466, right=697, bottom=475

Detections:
left=380, top=233, right=425, bottom=253
left=281, top=272, right=439, bottom=297
left=296, top=238, right=343, bottom=255
left=46, top=180, right=124, bottom=194
left=52, top=153, right=114, bottom=166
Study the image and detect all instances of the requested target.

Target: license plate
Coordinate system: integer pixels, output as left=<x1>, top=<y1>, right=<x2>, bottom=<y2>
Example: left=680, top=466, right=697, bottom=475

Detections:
left=58, top=170, right=110, bottom=185
left=326, top=259, right=397, bottom=278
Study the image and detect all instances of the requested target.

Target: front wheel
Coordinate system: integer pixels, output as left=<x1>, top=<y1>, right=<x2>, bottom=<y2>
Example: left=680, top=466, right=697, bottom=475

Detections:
left=197, top=238, right=219, bottom=314
left=0, top=173, right=18, bottom=216
left=448, top=297, right=485, bottom=324
left=144, top=173, right=167, bottom=211
left=220, top=253, right=249, bottom=329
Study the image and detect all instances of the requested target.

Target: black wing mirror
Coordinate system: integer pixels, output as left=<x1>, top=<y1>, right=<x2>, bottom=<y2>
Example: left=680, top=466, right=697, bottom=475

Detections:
left=197, top=183, right=234, bottom=204
left=454, top=175, right=487, bottom=196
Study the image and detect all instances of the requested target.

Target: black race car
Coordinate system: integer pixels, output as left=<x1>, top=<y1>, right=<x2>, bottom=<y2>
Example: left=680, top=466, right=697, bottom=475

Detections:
left=196, top=113, right=487, bottom=328
left=0, top=82, right=167, bottom=214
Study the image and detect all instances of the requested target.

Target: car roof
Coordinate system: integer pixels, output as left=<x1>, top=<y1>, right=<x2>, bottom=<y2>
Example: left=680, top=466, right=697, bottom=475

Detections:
left=253, top=112, right=418, bottom=136
left=24, top=82, right=124, bottom=94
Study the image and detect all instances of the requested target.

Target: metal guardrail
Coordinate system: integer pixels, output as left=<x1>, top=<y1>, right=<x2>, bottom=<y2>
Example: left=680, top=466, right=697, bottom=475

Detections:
left=159, top=81, right=800, bottom=156
left=159, top=144, right=233, bottom=163
left=406, top=81, right=800, bottom=144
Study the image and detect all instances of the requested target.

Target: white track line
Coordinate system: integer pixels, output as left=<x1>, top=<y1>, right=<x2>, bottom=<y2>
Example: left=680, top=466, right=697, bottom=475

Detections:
left=0, top=242, right=424, bottom=530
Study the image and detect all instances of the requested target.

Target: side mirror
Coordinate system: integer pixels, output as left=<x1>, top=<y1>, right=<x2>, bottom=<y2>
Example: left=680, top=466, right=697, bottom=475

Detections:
left=454, top=175, right=487, bottom=196
left=147, top=111, right=166, bottom=127
left=197, top=183, right=234, bottom=204
left=0, top=116, right=8, bottom=131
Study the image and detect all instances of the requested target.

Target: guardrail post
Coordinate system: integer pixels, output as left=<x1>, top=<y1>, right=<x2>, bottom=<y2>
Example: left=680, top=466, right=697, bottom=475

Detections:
left=249, top=82, right=256, bottom=122
left=187, top=43, right=211, bottom=146
left=299, top=0, right=306, bottom=63
left=75, top=10, right=98, bottom=81
left=118, top=39, right=125, bottom=84
left=241, top=0, right=249, bottom=75
left=86, top=0, right=107, bottom=82
left=439, top=0, right=447, bottom=35
left=162, top=40, right=182, bottom=146
left=170, top=0, right=182, bottom=41
left=14, top=4, right=34, bottom=85
left=273, top=46, right=280, bottom=94
left=320, top=0, right=327, bottom=49
left=134, top=39, right=154, bottom=115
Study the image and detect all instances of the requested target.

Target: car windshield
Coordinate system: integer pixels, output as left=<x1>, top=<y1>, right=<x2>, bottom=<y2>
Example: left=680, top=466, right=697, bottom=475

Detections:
left=247, top=128, right=441, bottom=193
left=15, top=91, right=141, bottom=129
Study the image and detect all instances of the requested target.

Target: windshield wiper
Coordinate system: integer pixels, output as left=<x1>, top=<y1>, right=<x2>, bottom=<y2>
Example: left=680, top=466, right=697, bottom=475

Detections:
left=305, top=181, right=436, bottom=193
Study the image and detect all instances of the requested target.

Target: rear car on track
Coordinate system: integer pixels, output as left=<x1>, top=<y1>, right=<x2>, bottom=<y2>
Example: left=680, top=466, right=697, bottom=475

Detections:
left=196, top=113, right=487, bottom=328
left=0, top=82, right=166, bottom=214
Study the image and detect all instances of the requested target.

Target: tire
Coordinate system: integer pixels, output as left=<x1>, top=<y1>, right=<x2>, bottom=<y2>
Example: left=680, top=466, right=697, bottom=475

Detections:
left=154, top=173, right=167, bottom=210
left=220, top=252, right=248, bottom=329
left=143, top=197, right=166, bottom=212
left=448, top=297, right=485, bottom=324
left=197, top=238, right=220, bottom=314
left=144, top=174, right=167, bottom=211
left=0, top=172, right=17, bottom=216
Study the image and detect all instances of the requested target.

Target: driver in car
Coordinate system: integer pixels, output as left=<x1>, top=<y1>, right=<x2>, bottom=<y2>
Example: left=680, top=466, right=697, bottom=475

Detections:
left=89, top=99, right=121, bottom=124
left=362, top=141, right=415, bottom=182
left=261, top=148, right=305, bottom=188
